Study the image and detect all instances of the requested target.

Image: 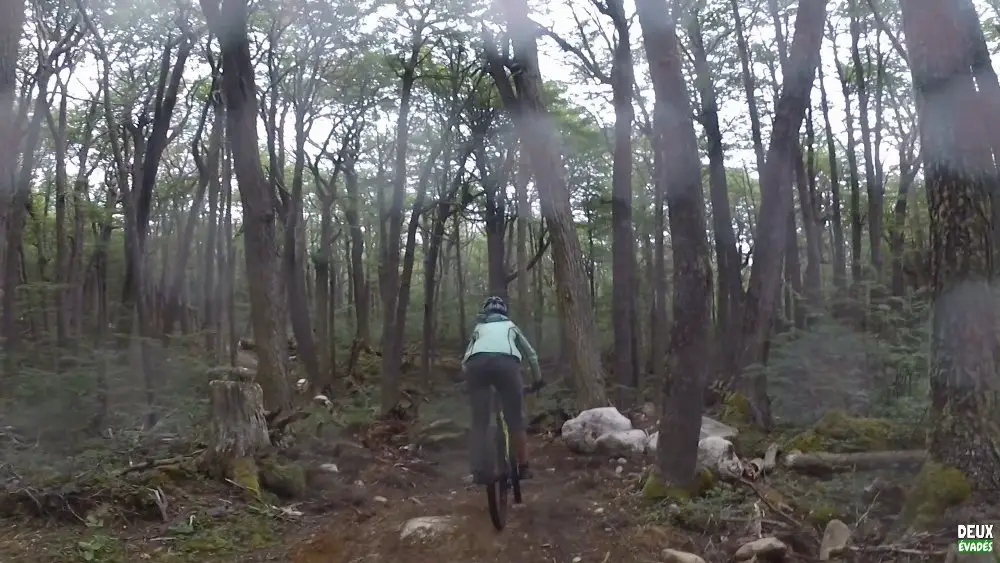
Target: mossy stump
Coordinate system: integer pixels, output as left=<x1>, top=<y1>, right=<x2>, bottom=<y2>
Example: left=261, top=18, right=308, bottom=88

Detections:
left=203, top=380, right=271, bottom=496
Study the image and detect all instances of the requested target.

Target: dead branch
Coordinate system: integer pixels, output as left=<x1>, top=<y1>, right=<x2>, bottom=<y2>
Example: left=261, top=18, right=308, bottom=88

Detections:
left=118, top=450, right=204, bottom=476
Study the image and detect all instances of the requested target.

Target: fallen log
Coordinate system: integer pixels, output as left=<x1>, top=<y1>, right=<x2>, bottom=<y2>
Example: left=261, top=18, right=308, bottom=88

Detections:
left=782, top=450, right=926, bottom=475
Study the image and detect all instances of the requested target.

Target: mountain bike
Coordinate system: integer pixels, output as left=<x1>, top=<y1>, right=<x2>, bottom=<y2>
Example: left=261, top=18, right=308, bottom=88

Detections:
left=486, top=379, right=545, bottom=531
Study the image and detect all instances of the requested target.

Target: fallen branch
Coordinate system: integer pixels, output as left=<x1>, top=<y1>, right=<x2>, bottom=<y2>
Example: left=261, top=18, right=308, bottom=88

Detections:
left=118, top=451, right=204, bottom=476
left=739, top=477, right=806, bottom=531
left=782, top=450, right=926, bottom=475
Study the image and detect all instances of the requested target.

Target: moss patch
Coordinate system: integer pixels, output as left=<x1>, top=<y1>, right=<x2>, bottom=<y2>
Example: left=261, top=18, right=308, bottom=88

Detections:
left=784, top=411, right=900, bottom=453
left=259, top=458, right=307, bottom=499
left=901, top=461, right=972, bottom=529
left=230, top=456, right=261, bottom=497
left=640, top=466, right=717, bottom=501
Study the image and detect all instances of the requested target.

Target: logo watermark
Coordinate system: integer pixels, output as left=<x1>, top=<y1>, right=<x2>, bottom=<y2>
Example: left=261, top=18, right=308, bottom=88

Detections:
left=957, top=524, right=994, bottom=555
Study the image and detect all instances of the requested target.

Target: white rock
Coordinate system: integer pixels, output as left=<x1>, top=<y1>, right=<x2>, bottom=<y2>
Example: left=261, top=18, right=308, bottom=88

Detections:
left=561, top=407, right=633, bottom=454
left=373, top=496, right=388, bottom=503
left=595, top=429, right=648, bottom=455
left=319, top=463, right=339, bottom=473
left=734, top=536, right=787, bottom=561
left=697, top=435, right=744, bottom=479
left=661, top=548, right=706, bottom=563
left=400, top=516, right=454, bottom=541
left=820, top=519, right=851, bottom=560
left=646, top=417, right=738, bottom=453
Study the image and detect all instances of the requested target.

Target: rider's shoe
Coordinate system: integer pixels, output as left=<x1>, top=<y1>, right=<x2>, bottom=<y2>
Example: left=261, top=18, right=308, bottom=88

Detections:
left=517, top=463, right=533, bottom=480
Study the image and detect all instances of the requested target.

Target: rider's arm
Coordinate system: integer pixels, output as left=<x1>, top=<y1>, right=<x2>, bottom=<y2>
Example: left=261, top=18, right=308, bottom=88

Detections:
left=512, top=325, right=542, bottom=384
left=461, top=325, right=479, bottom=368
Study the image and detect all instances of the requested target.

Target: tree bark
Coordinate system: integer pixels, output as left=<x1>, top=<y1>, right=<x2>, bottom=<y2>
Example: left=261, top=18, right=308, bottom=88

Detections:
left=200, top=0, right=291, bottom=412
left=635, top=0, right=712, bottom=489
left=490, top=0, right=609, bottom=408
left=203, top=377, right=271, bottom=495
left=902, top=0, right=1000, bottom=498
left=736, top=0, right=828, bottom=429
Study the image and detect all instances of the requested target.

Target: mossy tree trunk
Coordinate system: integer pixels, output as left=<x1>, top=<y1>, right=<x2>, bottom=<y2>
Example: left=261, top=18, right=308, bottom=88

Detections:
left=204, top=379, right=271, bottom=495
left=901, top=0, right=1000, bottom=512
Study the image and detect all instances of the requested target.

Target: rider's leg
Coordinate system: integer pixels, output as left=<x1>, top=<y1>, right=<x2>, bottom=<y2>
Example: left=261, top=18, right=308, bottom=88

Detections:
left=464, top=355, right=493, bottom=485
left=494, top=356, right=531, bottom=478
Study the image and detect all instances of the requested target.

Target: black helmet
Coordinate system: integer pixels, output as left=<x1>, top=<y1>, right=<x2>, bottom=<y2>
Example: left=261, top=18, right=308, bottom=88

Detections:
left=481, top=295, right=508, bottom=316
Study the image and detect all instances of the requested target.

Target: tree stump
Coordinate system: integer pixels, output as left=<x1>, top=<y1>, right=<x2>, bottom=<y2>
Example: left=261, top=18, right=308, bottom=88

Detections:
left=202, top=379, right=270, bottom=496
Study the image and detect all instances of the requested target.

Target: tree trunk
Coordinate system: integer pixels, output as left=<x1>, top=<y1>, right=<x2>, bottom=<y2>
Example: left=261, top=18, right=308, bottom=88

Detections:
left=818, top=57, right=847, bottom=289
left=736, top=0, right=828, bottom=429
left=901, top=0, right=1000, bottom=505
left=689, top=13, right=741, bottom=360
left=201, top=0, right=290, bottom=411
left=850, top=2, right=883, bottom=280
left=635, top=0, right=712, bottom=489
left=608, top=0, right=639, bottom=406
left=490, top=0, right=609, bottom=408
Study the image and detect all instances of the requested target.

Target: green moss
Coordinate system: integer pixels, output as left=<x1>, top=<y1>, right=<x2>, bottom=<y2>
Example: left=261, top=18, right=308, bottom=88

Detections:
left=784, top=411, right=897, bottom=453
left=901, top=461, right=972, bottom=529
left=719, top=393, right=753, bottom=427
left=258, top=457, right=307, bottom=499
left=230, top=456, right=261, bottom=497
left=805, top=502, right=846, bottom=527
left=641, top=467, right=717, bottom=501
left=162, top=510, right=278, bottom=560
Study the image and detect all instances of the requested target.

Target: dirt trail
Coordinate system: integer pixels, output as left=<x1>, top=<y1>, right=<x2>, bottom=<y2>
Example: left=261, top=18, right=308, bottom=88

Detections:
left=288, top=436, right=679, bottom=563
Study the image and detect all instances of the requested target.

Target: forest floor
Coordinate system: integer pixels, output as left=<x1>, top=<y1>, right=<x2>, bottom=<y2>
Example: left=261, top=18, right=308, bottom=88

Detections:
left=0, top=364, right=989, bottom=563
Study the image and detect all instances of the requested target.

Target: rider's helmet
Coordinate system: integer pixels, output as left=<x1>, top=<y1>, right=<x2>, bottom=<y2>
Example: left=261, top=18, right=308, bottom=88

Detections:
left=481, top=295, right=508, bottom=316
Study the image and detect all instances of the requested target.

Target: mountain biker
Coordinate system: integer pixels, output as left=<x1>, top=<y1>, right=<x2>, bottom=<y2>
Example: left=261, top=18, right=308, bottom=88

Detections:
left=462, top=295, right=543, bottom=484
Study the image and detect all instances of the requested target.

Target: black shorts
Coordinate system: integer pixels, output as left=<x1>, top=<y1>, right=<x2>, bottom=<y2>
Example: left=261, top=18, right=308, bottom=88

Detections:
left=464, top=352, right=524, bottom=433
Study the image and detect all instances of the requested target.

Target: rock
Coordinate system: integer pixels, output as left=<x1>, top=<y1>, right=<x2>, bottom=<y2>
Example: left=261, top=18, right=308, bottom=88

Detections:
left=373, top=495, right=388, bottom=503
left=561, top=407, right=634, bottom=454
left=646, top=417, right=738, bottom=453
left=819, top=519, right=851, bottom=560
left=319, top=463, right=339, bottom=473
left=697, top=436, right=744, bottom=479
left=641, top=402, right=656, bottom=419
left=595, top=429, right=648, bottom=455
left=400, top=516, right=454, bottom=541
left=734, top=536, right=787, bottom=561
left=699, top=416, right=738, bottom=440
left=661, top=548, right=706, bottom=563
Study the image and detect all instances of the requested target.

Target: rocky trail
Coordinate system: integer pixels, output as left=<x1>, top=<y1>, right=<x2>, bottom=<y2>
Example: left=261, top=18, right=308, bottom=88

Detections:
left=288, top=435, right=667, bottom=563
left=0, top=384, right=993, bottom=563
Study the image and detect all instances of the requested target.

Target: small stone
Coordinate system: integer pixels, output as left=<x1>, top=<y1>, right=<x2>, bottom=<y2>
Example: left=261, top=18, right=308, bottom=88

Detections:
left=820, top=519, right=851, bottom=560
left=616, top=457, right=627, bottom=464
left=572, top=557, right=582, bottom=563
left=373, top=496, right=388, bottom=503
left=734, top=537, right=787, bottom=561
left=399, top=516, right=454, bottom=541
left=319, top=463, right=339, bottom=473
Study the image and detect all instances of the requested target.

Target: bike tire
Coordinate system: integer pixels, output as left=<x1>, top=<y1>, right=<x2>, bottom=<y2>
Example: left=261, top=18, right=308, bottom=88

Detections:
left=510, top=454, right=522, bottom=504
left=486, top=424, right=508, bottom=530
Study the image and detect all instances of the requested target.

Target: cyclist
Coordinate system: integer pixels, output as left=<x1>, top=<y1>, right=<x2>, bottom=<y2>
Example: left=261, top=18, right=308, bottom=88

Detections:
left=462, top=295, right=542, bottom=484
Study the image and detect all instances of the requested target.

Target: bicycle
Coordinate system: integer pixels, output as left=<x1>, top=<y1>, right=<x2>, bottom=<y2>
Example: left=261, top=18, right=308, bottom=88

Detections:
left=485, top=379, right=545, bottom=531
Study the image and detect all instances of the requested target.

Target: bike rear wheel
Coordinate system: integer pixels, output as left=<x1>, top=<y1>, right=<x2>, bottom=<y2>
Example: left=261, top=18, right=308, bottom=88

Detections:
left=486, top=423, right=509, bottom=530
